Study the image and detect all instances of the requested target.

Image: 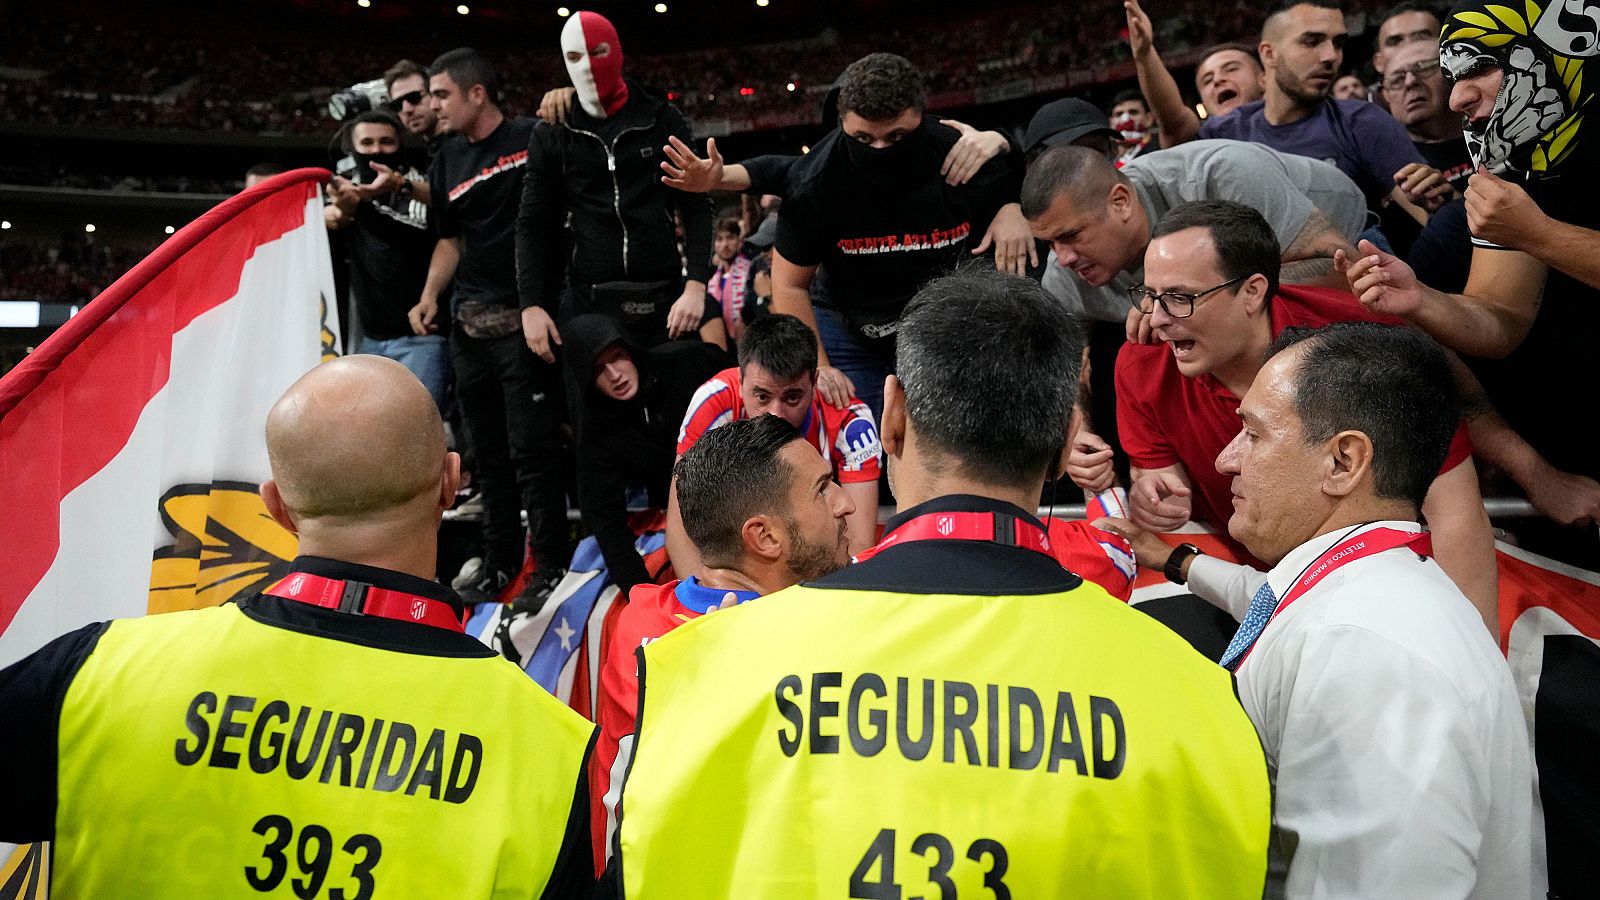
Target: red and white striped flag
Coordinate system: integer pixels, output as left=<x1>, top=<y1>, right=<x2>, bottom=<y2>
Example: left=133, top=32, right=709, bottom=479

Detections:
left=0, top=169, right=337, bottom=669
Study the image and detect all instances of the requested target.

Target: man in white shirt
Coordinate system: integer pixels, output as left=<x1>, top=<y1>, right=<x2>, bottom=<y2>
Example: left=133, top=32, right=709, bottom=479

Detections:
left=1115, top=321, right=1533, bottom=898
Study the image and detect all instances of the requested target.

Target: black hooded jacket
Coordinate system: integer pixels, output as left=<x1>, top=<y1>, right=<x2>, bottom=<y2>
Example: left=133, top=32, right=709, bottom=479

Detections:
left=562, top=314, right=727, bottom=590
left=517, top=80, right=714, bottom=312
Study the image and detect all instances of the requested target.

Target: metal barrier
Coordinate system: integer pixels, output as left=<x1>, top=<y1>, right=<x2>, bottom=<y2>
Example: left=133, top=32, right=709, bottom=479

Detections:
left=447, top=497, right=1542, bottom=525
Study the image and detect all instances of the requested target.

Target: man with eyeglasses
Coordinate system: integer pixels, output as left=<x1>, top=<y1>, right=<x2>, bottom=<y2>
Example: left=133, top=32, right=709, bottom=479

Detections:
left=1383, top=42, right=1472, bottom=193
left=1113, top=200, right=1498, bottom=623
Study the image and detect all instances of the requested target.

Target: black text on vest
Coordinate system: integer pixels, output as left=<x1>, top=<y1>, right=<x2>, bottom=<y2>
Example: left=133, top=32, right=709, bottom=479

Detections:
left=174, top=692, right=483, bottom=803
left=774, top=673, right=1126, bottom=778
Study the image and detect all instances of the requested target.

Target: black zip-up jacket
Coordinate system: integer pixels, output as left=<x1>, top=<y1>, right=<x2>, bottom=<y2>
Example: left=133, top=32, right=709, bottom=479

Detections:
left=516, top=81, right=713, bottom=312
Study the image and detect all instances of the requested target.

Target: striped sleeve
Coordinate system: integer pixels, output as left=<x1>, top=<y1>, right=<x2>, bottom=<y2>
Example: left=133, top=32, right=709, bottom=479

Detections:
left=828, top=401, right=882, bottom=484
left=676, top=376, right=738, bottom=457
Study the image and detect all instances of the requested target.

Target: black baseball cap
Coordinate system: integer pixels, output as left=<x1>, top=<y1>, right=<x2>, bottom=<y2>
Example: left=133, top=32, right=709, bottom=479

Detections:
left=1022, top=98, right=1119, bottom=155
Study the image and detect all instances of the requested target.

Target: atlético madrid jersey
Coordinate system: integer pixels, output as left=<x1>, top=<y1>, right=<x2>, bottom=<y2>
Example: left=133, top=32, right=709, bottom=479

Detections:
left=676, top=367, right=881, bottom=484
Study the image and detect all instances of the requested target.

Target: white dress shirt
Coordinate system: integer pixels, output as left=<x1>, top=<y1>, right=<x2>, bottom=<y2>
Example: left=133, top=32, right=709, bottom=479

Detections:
left=1202, top=521, right=1534, bottom=899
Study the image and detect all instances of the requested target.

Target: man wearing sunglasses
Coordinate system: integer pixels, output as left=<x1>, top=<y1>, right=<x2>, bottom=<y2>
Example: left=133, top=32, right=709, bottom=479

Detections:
left=381, top=60, right=439, bottom=207
left=1113, top=200, right=1498, bottom=623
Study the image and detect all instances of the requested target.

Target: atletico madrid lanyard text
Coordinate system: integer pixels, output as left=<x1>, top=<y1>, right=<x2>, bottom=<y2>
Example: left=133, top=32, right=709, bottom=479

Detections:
left=265, top=571, right=465, bottom=632
left=854, top=511, right=1053, bottom=563
left=1235, top=527, right=1432, bottom=671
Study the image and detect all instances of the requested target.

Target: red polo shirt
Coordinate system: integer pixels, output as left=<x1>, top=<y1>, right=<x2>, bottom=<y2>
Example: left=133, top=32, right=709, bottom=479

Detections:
left=1115, top=284, right=1470, bottom=562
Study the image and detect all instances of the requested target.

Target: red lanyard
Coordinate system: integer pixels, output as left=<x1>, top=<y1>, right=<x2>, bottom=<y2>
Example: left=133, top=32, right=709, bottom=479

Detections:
left=1236, top=526, right=1432, bottom=671
left=264, top=571, right=465, bottom=633
left=853, top=511, right=1053, bottom=563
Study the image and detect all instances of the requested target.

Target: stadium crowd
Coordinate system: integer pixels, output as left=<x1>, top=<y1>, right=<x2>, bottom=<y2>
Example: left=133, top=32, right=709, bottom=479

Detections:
left=1, top=0, right=1386, bottom=134
left=2, top=0, right=1597, bottom=895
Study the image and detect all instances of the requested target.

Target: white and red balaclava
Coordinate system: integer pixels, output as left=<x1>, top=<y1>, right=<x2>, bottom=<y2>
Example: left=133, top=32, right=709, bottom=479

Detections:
left=562, top=11, right=629, bottom=118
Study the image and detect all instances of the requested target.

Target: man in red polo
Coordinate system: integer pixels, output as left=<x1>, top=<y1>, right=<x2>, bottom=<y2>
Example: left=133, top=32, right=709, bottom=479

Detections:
left=1113, top=199, right=1496, bottom=625
left=591, top=414, right=854, bottom=875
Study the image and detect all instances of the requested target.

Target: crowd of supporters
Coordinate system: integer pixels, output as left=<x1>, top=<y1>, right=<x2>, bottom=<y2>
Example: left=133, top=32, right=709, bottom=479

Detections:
left=5, top=0, right=1599, bottom=894
left=1, top=0, right=1389, bottom=134
left=0, top=236, right=151, bottom=303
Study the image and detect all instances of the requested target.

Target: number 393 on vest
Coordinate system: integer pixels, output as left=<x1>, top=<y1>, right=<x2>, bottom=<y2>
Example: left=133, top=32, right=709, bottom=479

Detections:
left=775, top=672, right=1127, bottom=778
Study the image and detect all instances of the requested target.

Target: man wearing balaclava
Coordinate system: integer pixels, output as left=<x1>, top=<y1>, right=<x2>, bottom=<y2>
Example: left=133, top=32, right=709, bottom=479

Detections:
left=516, top=10, right=717, bottom=355
left=766, top=52, right=1023, bottom=422
left=1342, top=0, right=1600, bottom=576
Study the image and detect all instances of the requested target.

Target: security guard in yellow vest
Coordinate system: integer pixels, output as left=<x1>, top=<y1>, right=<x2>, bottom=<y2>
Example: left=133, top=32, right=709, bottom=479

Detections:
left=0, top=356, right=595, bottom=898
left=613, top=269, right=1271, bottom=897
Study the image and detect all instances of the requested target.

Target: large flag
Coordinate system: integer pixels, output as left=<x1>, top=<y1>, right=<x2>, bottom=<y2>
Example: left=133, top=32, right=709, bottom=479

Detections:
left=0, top=169, right=335, bottom=891
left=468, top=512, right=672, bottom=720
left=0, top=168, right=336, bottom=664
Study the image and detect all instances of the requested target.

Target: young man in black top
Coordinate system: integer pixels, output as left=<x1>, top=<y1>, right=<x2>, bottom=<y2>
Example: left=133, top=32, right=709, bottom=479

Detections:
left=561, top=314, right=727, bottom=592
left=325, top=111, right=447, bottom=410
left=769, top=53, right=1022, bottom=419
left=412, top=48, right=571, bottom=605
left=517, top=10, right=715, bottom=353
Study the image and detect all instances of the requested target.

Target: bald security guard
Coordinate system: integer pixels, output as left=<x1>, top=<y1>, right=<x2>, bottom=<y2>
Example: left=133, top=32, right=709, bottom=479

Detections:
left=0, top=356, right=595, bottom=898
left=613, top=268, right=1271, bottom=898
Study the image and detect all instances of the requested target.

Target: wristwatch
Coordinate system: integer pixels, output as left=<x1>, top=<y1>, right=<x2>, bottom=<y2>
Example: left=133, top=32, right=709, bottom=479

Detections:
left=1163, top=543, right=1204, bottom=585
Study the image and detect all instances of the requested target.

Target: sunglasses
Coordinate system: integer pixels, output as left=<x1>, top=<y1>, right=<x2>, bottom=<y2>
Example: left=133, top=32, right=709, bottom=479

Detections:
left=387, top=90, right=426, bottom=111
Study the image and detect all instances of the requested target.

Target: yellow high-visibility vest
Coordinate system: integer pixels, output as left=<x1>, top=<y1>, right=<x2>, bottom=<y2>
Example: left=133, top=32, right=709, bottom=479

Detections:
left=52, top=604, right=594, bottom=899
left=619, top=582, right=1270, bottom=898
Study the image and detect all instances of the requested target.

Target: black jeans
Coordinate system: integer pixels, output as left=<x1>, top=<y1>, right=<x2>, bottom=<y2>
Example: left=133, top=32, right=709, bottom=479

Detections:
left=451, top=327, right=571, bottom=575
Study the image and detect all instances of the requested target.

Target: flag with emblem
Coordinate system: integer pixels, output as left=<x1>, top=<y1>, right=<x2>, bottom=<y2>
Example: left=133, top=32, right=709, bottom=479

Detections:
left=468, top=513, right=672, bottom=719
left=0, top=168, right=336, bottom=666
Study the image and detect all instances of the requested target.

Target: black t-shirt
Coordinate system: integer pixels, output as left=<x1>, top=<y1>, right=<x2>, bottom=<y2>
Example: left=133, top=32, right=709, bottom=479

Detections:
left=775, top=118, right=1020, bottom=343
left=348, top=178, right=435, bottom=340
left=429, top=116, right=535, bottom=310
left=1468, top=152, right=1599, bottom=480
left=1416, top=137, right=1474, bottom=194
left=743, top=154, right=801, bottom=197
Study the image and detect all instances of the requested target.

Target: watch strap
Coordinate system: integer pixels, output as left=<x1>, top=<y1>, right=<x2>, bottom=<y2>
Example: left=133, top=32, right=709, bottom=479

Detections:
left=1164, top=543, right=1204, bottom=585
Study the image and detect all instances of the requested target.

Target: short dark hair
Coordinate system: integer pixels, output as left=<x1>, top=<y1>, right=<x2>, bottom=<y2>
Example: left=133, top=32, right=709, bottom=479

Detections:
left=341, top=110, right=403, bottom=154
left=1265, top=0, right=1345, bottom=40
left=1150, top=200, right=1281, bottom=300
left=675, top=415, right=805, bottom=567
left=1198, top=42, right=1263, bottom=70
left=429, top=48, right=500, bottom=104
left=737, top=314, right=817, bottom=382
left=1267, top=322, right=1458, bottom=508
left=895, top=266, right=1083, bottom=486
left=1111, top=88, right=1148, bottom=110
left=1378, top=0, right=1442, bottom=29
left=836, top=53, right=925, bottom=121
left=384, top=59, right=428, bottom=93
left=715, top=216, right=742, bottom=238
left=1020, top=145, right=1128, bottom=219
left=245, top=162, right=286, bottom=179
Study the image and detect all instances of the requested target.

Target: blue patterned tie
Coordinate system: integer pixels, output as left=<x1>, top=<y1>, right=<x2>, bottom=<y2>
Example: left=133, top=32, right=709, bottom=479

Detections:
left=1219, top=581, right=1278, bottom=671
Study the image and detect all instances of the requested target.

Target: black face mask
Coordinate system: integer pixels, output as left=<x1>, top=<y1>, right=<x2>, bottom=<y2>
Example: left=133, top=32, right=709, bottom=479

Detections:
left=352, top=151, right=408, bottom=183
left=843, top=126, right=930, bottom=184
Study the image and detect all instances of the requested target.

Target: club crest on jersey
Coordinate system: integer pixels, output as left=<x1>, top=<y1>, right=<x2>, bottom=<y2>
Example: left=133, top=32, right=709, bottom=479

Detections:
left=149, top=481, right=297, bottom=614
left=937, top=516, right=955, bottom=537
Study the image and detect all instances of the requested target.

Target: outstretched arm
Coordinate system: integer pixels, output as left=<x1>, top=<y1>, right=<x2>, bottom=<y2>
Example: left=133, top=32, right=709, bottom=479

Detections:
left=1125, top=0, right=1202, bottom=147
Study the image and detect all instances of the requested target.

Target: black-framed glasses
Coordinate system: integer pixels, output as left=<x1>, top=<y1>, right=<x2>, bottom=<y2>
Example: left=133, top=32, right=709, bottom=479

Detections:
left=387, top=90, right=425, bottom=111
left=1382, top=58, right=1442, bottom=92
left=1126, top=275, right=1246, bottom=318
